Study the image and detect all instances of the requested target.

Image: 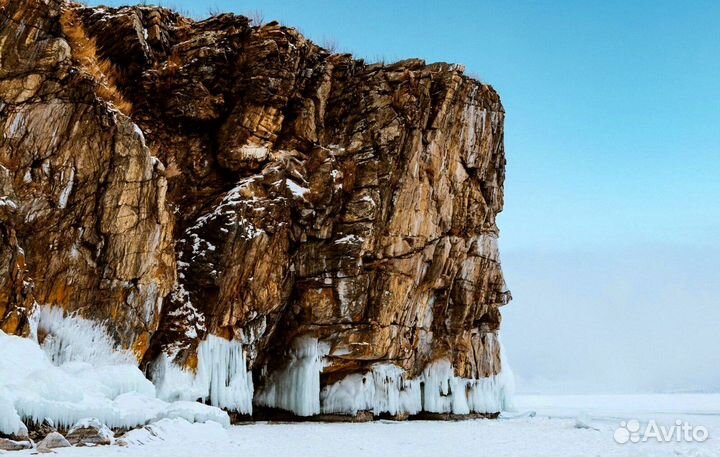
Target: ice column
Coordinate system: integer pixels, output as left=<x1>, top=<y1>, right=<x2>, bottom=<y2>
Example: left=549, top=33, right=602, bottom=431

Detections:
left=151, top=335, right=254, bottom=414
left=320, top=339, right=515, bottom=416
left=255, top=336, right=328, bottom=416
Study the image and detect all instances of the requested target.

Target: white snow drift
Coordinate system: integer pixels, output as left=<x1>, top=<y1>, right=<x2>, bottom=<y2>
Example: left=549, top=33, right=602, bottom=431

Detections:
left=0, top=306, right=230, bottom=436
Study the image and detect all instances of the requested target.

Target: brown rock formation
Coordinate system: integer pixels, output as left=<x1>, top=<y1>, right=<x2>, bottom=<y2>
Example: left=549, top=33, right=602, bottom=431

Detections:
left=1, top=0, right=511, bottom=419
left=0, top=0, right=174, bottom=356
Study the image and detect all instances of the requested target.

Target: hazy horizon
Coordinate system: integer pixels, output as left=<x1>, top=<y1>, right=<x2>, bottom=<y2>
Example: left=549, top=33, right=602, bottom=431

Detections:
left=502, top=243, right=720, bottom=394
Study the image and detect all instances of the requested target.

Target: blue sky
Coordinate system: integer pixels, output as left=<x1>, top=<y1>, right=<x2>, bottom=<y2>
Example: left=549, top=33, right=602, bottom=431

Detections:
left=90, top=0, right=720, bottom=392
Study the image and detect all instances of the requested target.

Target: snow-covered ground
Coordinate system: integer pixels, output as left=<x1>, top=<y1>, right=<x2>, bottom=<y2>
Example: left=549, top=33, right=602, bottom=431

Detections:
left=12, top=393, right=718, bottom=457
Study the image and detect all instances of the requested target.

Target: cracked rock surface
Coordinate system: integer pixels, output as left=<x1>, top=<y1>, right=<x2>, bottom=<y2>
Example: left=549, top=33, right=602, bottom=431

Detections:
left=1, top=0, right=511, bottom=418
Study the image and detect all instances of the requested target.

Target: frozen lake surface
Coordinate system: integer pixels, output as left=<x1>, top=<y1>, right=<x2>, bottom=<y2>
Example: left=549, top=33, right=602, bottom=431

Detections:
left=16, top=394, right=720, bottom=457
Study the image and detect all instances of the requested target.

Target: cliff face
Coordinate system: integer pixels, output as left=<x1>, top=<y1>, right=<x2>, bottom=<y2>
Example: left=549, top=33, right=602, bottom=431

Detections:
left=1, top=0, right=511, bottom=419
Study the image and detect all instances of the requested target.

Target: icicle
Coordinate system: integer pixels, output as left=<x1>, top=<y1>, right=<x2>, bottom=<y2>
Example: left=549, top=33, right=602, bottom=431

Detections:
left=150, top=335, right=254, bottom=415
left=151, top=353, right=204, bottom=403
left=36, top=305, right=133, bottom=366
left=196, top=335, right=254, bottom=414
left=255, top=336, right=329, bottom=416
left=0, top=320, right=232, bottom=434
left=319, top=340, right=515, bottom=417
left=320, top=363, right=422, bottom=416
left=370, top=364, right=421, bottom=416
left=320, top=373, right=374, bottom=415
left=422, top=359, right=454, bottom=413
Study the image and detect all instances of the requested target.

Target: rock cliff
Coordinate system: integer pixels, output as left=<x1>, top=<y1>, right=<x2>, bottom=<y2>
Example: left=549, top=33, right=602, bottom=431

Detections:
left=0, top=0, right=511, bottom=421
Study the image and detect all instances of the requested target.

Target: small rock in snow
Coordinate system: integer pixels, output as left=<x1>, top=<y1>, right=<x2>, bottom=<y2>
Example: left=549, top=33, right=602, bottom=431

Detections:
left=37, top=431, right=71, bottom=453
left=573, top=413, right=598, bottom=430
left=66, top=418, right=114, bottom=446
left=0, top=438, right=32, bottom=451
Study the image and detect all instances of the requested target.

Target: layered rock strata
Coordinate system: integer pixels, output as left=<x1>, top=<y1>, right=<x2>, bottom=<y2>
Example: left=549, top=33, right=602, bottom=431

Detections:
left=0, top=0, right=512, bottom=421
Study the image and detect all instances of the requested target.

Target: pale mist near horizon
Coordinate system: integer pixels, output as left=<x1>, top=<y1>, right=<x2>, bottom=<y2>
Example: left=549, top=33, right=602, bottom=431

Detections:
left=499, top=244, right=720, bottom=394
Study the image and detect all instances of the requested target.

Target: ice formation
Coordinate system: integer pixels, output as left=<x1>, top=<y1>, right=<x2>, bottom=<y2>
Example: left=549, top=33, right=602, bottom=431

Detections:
left=0, top=307, right=230, bottom=435
left=0, top=393, right=25, bottom=437
left=251, top=334, right=513, bottom=418
left=320, top=372, right=374, bottom=416
left=321, top=364, right=422, bottom=416
left=151, top=334, right=254, bottom=414
left=1, top=305, right=512, bottom=433
left=321, top=341, right=515, bottom=416
left=36, top=305, right=134, bottom=365
left=255, top=336, right=329, bottom=416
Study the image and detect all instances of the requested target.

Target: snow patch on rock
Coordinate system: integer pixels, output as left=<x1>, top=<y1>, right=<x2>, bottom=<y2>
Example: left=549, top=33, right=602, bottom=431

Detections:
left=0, top=196, right=18, bottom=209
left=57, top=167, right=75, bottom=209
left=285, top=179, right=309, bottom=199
left=238, top=144, right=269, bottom=161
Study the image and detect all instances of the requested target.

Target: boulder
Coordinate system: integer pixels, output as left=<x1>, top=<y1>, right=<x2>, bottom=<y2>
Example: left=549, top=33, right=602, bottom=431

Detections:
left=36, top=431, right=71, bottom=453
left=0, top=438, right=32, bottom=451
left=66, top=419, right=114, bottom=446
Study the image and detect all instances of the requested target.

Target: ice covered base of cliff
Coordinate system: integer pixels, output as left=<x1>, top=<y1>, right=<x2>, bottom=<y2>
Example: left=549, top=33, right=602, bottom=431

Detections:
left=251, top=335, right=514, bottom=417
left=320, top=357, right=515, bottom=417
left=2, top=304, right=512, bottom=435
left=156, top=332, right=515, bottom=418
left=150, top=334, right=254, bottom=414
left=0, top=307, right=231, bottom=436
